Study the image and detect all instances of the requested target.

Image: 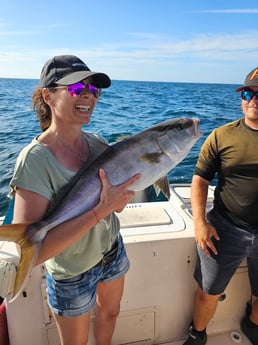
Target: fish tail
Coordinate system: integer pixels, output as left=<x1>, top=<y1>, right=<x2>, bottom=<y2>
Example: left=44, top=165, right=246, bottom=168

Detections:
left=0, top=224, right=39, bottom=302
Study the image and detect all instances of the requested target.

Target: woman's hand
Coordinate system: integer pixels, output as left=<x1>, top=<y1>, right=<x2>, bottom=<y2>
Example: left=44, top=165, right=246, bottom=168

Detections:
left=94, top=168, right=141, bottom=219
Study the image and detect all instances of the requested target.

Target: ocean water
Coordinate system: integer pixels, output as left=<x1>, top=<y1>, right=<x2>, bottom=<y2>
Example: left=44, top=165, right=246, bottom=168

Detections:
left=0, top=78, right=242, bottom=216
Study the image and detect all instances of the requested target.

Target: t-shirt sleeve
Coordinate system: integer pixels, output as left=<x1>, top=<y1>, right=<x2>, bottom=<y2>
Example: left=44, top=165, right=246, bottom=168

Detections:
left=194, top=129, right=220, bottom=182
left=10, top=144, right=54, bottom=200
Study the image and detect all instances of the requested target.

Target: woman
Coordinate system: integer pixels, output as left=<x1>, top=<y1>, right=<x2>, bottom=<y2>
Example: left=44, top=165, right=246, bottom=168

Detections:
left=10, top=55, right=140, bottom=345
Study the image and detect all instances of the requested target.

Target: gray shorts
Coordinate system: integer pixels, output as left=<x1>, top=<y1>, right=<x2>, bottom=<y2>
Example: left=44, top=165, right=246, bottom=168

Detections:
left=194, top=208, right=258, bottom=295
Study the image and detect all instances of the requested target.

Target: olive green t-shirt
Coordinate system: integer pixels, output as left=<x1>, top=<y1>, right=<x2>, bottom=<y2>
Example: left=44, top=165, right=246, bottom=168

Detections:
left=194, top=118, right=258, bottom=229
left=10, top=132, right=120, bottom=279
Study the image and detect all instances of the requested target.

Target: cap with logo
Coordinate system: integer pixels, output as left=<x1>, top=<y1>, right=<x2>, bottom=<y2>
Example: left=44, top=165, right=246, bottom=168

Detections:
left=236, top=67, right=258, bottom=92
left=40, top=55, right=111, bottom=88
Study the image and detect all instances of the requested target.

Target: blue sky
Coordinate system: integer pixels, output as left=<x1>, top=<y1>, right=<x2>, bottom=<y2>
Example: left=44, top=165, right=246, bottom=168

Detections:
left=1, top=0, right=258, bottom=84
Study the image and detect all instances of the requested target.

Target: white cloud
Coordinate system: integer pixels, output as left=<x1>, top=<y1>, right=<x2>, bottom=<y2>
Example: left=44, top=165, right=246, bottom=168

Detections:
left=0, top=29, right=258, bottom=83
left=194, top=8, right=258, bottom=14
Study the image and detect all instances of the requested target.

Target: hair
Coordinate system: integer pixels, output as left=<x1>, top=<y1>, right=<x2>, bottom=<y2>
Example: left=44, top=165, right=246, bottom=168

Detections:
left=32, top=87, right=55, bottom=132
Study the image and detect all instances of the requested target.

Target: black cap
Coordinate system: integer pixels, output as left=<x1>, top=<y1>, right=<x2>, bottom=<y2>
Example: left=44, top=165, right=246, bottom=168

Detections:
left=236, top=67, right=258, bottom=92
left=39, top=55, right=111, bottom=88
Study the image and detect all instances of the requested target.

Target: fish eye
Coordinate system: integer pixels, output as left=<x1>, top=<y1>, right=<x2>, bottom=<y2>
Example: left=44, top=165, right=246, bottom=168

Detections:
left=176, top=123, right=184, bottom=131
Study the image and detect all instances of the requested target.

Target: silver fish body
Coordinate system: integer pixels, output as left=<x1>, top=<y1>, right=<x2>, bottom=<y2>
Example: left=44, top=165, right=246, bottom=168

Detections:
left=0, top=117, right=202, bottom=301
left=29, top=117, right=201, bottom=241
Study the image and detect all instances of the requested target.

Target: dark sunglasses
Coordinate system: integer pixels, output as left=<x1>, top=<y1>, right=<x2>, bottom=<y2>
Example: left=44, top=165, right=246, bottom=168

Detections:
left=53, top=82, right=100, bottom=98
left=241, top=89, right=258, bottom=101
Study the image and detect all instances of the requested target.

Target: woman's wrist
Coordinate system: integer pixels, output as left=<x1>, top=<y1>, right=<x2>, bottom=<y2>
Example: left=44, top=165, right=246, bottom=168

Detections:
left=92, top=208, right=100, bottom=223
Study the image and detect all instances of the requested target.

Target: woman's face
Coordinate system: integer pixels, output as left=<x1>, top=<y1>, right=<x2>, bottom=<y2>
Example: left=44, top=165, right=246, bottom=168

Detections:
left=43, top=79, right=99, bottom=126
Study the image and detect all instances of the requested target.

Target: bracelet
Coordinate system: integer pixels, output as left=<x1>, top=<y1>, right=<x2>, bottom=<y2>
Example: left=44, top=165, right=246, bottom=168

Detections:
left=92, top=208, right=100, bottom=223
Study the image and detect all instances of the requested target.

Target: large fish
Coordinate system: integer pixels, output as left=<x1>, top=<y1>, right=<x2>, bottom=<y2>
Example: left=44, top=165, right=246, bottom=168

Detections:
left=0, top=117, right=202, bottom=301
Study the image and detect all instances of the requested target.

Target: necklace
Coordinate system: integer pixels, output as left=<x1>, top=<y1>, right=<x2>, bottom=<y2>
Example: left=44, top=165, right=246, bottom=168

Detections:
left=48, top=128, right=89, bottom=162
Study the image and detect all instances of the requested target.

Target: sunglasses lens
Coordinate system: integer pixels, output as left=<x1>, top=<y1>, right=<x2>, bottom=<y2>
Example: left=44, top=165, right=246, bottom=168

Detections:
left=67, top=82, right=100, bottom=97
left=241, top=90, right=253, bottom=101
left=88, top=84, right=100, bottom=98
left=67, top=82, right=85, bottom=96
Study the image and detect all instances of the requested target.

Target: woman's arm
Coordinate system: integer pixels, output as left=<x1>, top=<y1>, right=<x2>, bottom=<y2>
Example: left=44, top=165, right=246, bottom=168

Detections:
left=13, top=169, right=140, bottom=265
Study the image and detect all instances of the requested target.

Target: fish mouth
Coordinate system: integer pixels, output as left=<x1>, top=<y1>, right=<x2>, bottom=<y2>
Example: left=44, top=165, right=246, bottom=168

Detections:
left=192, top=118, right=203, bottom=138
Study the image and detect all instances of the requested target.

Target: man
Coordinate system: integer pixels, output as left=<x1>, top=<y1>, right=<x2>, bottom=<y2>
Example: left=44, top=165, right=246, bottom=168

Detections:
left=183, top=67, right=258, bottom=345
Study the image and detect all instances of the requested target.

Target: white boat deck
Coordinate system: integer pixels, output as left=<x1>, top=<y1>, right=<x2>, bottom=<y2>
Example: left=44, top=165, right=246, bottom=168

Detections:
left=0, top=185, right=253, bottom=345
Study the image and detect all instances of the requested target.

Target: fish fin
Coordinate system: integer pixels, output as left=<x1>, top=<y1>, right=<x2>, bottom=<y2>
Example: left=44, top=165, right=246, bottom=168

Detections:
left=0, top=223, right=28, bottom=243
left=115, top=135, right=131, bottom=142
left=140, top=152, right=163, bottom=163
left=0, top=224, right=39, bottom=302
left=153, top=176, right=170, bottom=199
left=11, top=236, right=39, bottom=302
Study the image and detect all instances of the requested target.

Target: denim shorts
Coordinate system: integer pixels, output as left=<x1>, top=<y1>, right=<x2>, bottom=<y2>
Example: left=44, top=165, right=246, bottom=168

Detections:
left=194, top=208, right=258, bottom=295
left=46, top=235, right=130, bottom=317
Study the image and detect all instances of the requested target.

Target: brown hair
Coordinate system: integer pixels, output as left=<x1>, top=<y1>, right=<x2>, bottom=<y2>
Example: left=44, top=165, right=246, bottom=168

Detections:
left=32, top=87, right=54, bottom=132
